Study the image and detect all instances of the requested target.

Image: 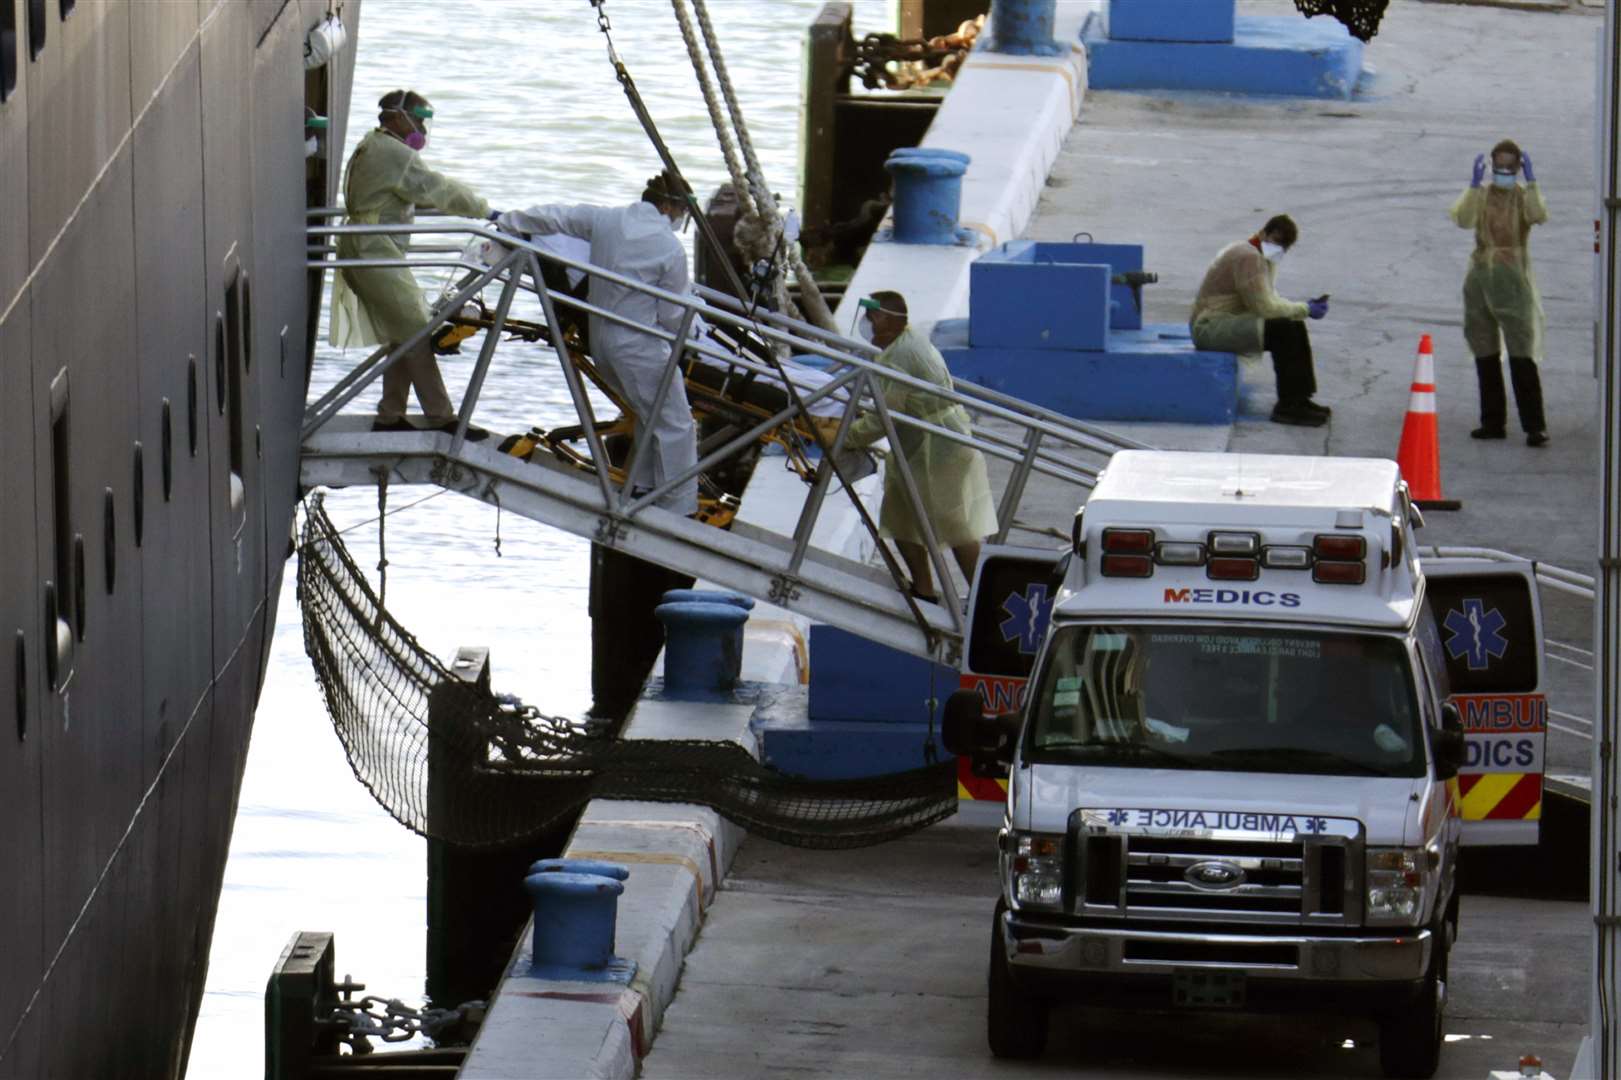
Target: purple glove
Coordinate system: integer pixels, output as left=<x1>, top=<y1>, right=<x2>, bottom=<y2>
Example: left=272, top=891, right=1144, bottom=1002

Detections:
left=1520, top=152, right=1535, bottom=183
left=1307, top=298, right=1329, bottom=321
left=1471, top=153, right=1486, bottom=188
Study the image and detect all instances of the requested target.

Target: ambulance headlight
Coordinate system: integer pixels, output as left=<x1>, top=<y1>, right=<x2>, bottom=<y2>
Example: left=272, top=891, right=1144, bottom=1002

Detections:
left=1365, top=847, right=1426, bottom=924
left=1009, top=832, right=1065, bottom=910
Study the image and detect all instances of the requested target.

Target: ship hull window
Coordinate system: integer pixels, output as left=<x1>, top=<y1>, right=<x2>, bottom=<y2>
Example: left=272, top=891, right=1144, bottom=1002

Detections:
left=25, top=0, right=41, bottom=60
left=1, top=0, right=16, bottom=102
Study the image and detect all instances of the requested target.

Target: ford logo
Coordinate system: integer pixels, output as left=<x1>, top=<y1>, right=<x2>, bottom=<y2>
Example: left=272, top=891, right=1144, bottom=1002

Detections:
left=1185, top=860, right=1246, bottom=890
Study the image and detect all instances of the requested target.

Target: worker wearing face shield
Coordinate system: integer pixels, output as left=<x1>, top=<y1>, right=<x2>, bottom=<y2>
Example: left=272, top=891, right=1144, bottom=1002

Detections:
left=496, top=170, right=699, bottom=514
left=845, top=291, right=997, bottom=603
left=331, top=89, right=494, bottom=439
left=1451, top=138, right=1549, bottom=447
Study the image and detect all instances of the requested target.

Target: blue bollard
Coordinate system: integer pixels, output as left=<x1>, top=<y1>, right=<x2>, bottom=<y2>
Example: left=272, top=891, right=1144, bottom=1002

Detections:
left=655, top=599, right=751, bottom=697
left=658, top=589, right=756, bottom=613
left=983, top=0, right=1064, bottom=55
left=884, top=148, right=972, bottom=246
left=528, top=857, right=630, bottom=882
left=523, top=869, right=636, bottom=983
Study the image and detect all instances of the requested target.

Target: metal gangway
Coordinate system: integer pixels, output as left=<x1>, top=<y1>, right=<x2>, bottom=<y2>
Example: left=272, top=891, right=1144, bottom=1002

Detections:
left=302, top=216, right=1145, bottom=664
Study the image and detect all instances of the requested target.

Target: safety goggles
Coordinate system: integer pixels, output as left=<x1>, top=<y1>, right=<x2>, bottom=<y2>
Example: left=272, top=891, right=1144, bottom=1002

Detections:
left=392, top=103, right=433, bottom=136
left=858, top=297, right=904, bottom=317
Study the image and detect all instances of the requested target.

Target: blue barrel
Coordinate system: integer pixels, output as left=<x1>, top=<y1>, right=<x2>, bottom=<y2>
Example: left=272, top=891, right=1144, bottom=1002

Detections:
left=884, top=148, right=971, bottom=246
left=983, top=0, right=1064, bottom=56
left=524, top=870, right=626, bottom=972
left=655, top=600, right=751, bottom=696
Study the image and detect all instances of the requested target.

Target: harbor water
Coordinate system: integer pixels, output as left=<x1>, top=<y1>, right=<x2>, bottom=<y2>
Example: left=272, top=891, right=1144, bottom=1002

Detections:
left=186, top=1, right=896, bottom=1074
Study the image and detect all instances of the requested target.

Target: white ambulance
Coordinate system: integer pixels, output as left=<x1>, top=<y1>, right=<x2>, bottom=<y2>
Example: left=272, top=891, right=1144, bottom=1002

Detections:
left=944, top=451, right=1546, bottom=1080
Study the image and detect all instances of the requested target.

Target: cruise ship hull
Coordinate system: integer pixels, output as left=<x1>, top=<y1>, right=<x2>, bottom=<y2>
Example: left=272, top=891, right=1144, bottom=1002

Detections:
left=0, top=2, right=357, bottom=1075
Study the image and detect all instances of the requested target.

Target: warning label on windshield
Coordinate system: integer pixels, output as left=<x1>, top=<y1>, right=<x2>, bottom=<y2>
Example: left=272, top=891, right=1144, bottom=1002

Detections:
left=1152, top=633, right=1321, bottom=660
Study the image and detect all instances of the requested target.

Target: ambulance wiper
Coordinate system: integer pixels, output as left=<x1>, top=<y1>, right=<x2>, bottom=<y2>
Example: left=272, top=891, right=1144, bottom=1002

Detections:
left=1039, top=739, right=1189, bottom=766
left=1209, top=747, right=1386, bottom=776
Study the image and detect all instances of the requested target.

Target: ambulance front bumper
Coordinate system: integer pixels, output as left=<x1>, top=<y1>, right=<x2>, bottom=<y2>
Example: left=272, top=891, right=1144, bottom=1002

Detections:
left=1004, top=911, right=1432, bottom=985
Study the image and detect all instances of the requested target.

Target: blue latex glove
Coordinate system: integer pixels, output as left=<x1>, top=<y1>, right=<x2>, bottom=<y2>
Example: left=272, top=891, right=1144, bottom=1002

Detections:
left=1471, top=153, right=1486, bottom=188
left=1520, top=152, right=1535, bottom=183
left=486, top=208, right=502, bottom=222
left=1307, top=298, right=1329, bottom=321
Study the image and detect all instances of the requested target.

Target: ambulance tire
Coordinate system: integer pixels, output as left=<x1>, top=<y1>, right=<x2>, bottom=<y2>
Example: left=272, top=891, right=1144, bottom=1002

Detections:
left=987, top=909, right=1047, bottom=1060
left=1377, top=929, right=1447, bottom=1079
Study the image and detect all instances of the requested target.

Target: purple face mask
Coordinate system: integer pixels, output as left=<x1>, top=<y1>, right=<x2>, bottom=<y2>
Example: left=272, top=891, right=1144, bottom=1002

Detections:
left=404, top=130, right=426, bottom=151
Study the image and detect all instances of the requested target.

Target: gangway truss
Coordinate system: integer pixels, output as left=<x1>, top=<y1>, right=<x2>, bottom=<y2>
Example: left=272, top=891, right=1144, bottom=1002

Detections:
left=303, top=217, right=1145, bottom=664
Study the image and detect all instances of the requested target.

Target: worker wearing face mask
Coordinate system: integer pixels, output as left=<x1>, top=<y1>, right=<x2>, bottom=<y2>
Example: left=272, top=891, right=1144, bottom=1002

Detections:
left=1451, top=139, right=1549, bottom=447
left=1189, top=214, right=1330, bottom=427
left=497, top=170, right=700, bottom=514
left=845, top=291, right=997, bottom=603
left=331, top=89, right=495, bottom=439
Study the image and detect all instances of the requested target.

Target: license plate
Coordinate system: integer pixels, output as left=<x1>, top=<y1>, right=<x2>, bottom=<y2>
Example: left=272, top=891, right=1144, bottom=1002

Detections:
left=1172, top=970, right=1246, bottom=1008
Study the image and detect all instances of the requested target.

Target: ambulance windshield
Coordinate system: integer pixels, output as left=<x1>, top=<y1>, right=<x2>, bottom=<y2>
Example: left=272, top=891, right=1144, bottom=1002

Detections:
left=1026, top=625, right=1424, bottom=777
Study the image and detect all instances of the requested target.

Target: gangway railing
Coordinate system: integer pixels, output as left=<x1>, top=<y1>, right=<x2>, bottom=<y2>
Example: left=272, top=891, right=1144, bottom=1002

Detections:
left=303, top=216, right=1144, bottom=664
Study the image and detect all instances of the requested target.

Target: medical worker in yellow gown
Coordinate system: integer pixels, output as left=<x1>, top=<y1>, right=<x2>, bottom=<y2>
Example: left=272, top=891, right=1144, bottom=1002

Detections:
left=331, top=90, right=493, bottom=438
left=1450, top=138, right=1548, bottom=447
left=846, top=290, right=997, bottom=602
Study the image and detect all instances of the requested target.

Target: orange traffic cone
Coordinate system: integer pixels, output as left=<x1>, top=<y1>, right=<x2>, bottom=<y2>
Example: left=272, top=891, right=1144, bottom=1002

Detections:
left=1396, top=334, right=1461, bottom=510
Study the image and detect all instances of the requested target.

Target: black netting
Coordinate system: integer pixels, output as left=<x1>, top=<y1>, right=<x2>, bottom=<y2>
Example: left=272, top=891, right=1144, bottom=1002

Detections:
left=298, top=494, right=957, bottom=850
left=1295, top=0, right=1389, bottom=42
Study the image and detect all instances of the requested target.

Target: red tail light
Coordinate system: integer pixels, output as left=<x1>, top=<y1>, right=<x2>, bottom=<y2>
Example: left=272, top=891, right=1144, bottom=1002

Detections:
left=1207, top=557, right=1260, bottom=581
left=1313, top=534, right=1365, bottom=560
left=1101, top=554, right=1153, bottom=578
left=1313, top=560, right=1366, bottom=585
left=1102, top=528, right=1154, bottom=554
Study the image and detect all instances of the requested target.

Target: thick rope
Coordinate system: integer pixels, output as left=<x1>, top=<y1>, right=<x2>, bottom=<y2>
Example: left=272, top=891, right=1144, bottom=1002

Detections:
left=670, top=0, right=756, bottom=221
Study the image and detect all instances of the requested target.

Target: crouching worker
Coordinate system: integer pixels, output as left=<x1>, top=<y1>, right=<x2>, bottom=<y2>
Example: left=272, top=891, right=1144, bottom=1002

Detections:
left=331, top=89, right=493, bottom=440
left=845, top=291, right=997, bottom=602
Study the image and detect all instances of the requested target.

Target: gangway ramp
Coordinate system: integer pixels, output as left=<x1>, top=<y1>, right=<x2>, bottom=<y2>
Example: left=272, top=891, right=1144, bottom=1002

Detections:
left=302, top=219, right=1142, bottom=663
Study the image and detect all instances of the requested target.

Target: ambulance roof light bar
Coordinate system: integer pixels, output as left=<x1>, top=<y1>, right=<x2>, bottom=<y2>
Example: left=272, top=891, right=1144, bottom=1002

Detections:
left=1312, top=533, right=1367, bottom=585
left=1101, top=528, right=1154, bottom=578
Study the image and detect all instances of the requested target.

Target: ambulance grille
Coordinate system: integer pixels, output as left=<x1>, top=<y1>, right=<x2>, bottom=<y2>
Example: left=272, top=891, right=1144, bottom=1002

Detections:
left=1121, top=836, right=1304, bottom=916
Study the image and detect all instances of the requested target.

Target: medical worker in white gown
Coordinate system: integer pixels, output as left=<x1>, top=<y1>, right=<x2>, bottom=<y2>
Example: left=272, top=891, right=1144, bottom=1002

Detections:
left=497, top=170, right=699, bottom=514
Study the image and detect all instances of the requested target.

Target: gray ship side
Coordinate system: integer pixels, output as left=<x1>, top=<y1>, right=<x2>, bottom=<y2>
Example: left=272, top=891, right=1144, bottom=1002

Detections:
left=0, top=2, right=357, bottom=1076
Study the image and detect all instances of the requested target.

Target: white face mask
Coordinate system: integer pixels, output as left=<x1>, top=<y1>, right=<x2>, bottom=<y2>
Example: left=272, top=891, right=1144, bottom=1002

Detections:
left=856, top=318, right=875, bottom=344
left=1260, top=241, right=1285, bottom=262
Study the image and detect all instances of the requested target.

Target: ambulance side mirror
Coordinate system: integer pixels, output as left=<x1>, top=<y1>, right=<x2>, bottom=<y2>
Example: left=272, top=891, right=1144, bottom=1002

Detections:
left=941, top=689, right=1020, bottom=764
left=1434, top=702, right=1465, bottom=780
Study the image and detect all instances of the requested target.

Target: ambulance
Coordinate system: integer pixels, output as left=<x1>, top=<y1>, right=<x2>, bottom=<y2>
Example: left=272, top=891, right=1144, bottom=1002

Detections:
left=944, top=451, right=1547, bottom=1079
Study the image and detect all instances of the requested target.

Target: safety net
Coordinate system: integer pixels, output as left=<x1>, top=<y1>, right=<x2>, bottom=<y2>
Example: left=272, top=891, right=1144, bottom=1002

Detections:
left=1295, top=0, right=1390, bottom=42
left=298, top=493, right=958, bottom=850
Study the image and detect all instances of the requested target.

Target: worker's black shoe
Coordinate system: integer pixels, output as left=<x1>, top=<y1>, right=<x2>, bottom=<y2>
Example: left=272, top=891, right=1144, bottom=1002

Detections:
left=371, top=417, right=415, bottom=433
left=1526, top=430, right=1549, bottom=447
left=1470, top=426, right=1507, bottom=440
left=1270, top=400, right=1328, bottom=427
left=1301, top=399, right=1332, bottom=416
left=431, top=419, right=490, bottom=442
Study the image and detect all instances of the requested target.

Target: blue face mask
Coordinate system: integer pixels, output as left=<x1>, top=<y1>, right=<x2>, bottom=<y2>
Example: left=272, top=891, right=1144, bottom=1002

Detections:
left=1491, top=171, right=1517, bottom=189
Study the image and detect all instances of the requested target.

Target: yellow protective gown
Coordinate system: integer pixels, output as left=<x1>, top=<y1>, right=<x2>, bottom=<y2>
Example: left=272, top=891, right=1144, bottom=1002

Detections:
left=1449, top=182, right=1548, bottom=362
left=846, top=326, right=997, bottom=546
left=1188, top=239, right=1309, bottom=359
left=330, top=129, right=489, bottom=347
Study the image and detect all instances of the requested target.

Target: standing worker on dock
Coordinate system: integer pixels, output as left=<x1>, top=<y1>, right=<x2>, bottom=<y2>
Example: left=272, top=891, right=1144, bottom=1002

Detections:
left=497, top=170, right=700, bottom=514
left=847, top=291, right=997, bottom=603
left=1451, top=139, right=1549, bottom=447
left=1189, top=214, right=1331, bottom=427
left=332, top=90, right=495, bottom=440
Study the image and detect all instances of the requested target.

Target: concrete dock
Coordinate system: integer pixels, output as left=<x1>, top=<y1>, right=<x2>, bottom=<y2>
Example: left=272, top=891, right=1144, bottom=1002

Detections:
left=644, top=821, right=1587, bottom=1079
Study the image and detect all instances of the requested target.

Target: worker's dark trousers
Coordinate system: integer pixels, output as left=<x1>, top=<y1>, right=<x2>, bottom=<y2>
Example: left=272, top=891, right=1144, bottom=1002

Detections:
left=1263, top=318, right=1318, bottom=403
left=1474, top=355, right=1546, bottom=433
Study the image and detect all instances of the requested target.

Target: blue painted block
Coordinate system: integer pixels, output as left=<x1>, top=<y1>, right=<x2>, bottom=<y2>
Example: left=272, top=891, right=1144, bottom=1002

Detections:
left=969, top=242, right=1111, bottom=351
left=807, top=624, right=959, bottom=725
left=1082, top=14, right=1365, bottom=100
left=754, top=713, right=947, bottom=780
left=937, top=320, right=1238, bottom=424
left=1109, top=0, right=1234, bottom=43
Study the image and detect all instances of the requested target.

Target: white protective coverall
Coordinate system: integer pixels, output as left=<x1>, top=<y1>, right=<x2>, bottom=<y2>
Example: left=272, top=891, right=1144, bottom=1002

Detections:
left=498, top=201, right=697, bottom=514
